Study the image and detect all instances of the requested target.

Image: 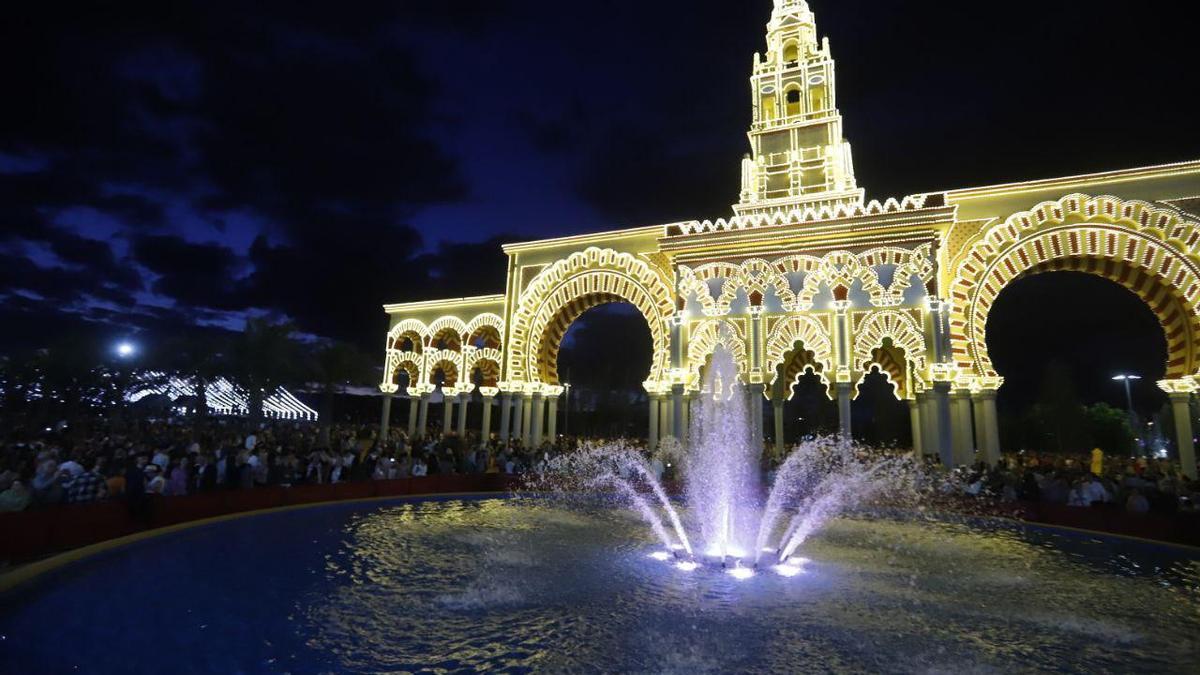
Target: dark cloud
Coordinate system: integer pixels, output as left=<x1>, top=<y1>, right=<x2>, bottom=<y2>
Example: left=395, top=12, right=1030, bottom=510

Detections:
left=1, top=0, right=1198, bottom=374
left=131, top=234, right=242, bottom=309
left=576, top=122, right=743, bottom=226
left=0, top=0, right=482, bottom=352
left=245, top=228, right=513, bottom=343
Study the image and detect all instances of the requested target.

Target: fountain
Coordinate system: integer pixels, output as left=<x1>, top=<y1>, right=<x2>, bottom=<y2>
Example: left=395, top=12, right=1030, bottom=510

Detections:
left=8, top=358, right=1197, bottom=672
left=536, top=345, right=920, bottom=578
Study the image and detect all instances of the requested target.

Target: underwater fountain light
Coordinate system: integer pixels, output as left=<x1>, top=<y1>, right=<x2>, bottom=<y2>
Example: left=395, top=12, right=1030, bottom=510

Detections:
left=728, top=565, right=754, bottom=580
left=773, top=564, right=804, bottom=577
left=536, top=346, right=905, bottom=585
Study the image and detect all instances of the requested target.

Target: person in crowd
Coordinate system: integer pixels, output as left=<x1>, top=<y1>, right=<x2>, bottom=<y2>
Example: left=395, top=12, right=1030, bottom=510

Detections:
left=145, top=464, right=167, bottom=495
left=0, top=477, right=32, bottom=512
left=1080, top=473, right=1109, bottom=505
left=411, top=456, right=428, bottom=477
left=166, top=456, right=190, bottom=496
left=237, top=452, right=255, bottom=490
left=1126, top=488, right=1150, bottom=514
left=65, top=460, right=109, bottom=504
left=194, top=454, right=217, bottom=492
left=31, top=456, right=63, bottom=505
left=106, top=460, right=126, bottom=497
left=124, top=454, right=149, bottom=515
left=151, top=446, right=170, bottom=472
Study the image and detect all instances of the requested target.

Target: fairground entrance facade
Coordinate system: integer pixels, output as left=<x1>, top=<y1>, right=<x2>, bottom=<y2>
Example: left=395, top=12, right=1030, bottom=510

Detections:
left=377, top=0, right=1200, bottom=476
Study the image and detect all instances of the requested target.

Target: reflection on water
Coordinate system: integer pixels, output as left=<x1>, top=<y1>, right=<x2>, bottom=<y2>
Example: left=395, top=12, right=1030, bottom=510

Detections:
left=300, top=499, right=1200, bottom=673
left=0, top=496, right=1197, bottom=673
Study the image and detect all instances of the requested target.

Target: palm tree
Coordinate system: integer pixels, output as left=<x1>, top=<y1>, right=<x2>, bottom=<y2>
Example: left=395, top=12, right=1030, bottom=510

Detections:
left=310, top=342, right=375, bottom=446
left=152, top=332, right=231, bottom=428
left=229, top=319, right=302, bottom=422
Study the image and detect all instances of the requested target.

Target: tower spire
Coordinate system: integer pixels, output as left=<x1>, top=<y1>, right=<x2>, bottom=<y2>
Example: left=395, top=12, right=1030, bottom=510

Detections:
left=736, top=1, right=863, bottom=216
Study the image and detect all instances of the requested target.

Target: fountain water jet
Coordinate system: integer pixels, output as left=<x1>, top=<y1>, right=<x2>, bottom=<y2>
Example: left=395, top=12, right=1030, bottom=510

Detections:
left=536, top=339, right=922, bottom=574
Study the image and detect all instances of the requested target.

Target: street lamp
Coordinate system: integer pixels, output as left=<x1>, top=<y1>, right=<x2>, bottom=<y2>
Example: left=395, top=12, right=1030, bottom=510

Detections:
left=1112, top=374, right=1142, bottom=456
left=562, top=382, right=572, bottom=436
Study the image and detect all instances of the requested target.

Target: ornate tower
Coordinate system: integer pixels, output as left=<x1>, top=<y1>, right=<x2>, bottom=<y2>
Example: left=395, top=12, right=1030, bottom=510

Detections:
left=735, top=0, right=864, bottom=215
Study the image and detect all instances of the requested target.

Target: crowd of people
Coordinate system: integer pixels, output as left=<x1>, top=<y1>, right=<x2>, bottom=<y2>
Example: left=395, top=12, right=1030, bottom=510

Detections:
left=954, top=450, right=1198, bottom=515
left=0, top=419, right=593, bottom=513
left=2, top=419, right=1197, bottom=523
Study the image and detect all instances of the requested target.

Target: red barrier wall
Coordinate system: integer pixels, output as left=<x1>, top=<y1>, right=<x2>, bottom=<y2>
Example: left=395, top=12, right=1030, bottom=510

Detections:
left=0, top=475, right=520, bottom=563
left=1025, top=502, right=1200, bottom=547
left=2, top=479, right=1195, bottom=564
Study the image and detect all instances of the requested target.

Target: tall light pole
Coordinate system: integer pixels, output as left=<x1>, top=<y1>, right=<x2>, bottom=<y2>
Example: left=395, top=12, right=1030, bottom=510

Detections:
left=562, top=382, right=571, bottom=436
left=1112, top=374, right=1142, bottom=456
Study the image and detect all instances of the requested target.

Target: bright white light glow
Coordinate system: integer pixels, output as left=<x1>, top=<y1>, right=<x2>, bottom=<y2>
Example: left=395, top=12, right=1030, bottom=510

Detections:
left=669, top=544, right=684, bottom=551
left=675, top=561, right=699, bottom=572
left=128, top=372, right=318, bottom=421
left=705, top=545, right=747, bottom=558
left=728, top=566, right=754, bottom=580
left=773, top=564, right=804, bottom=577
left=649, top=551, right=671, bottom=561
left=116, top=342, right=135, bottom=357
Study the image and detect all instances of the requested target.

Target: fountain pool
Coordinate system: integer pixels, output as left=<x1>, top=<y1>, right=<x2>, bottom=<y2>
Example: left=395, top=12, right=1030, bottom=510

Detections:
left=1, top=495, right=1197, bottom=673
left=4, top=351, right=1198, bottom=672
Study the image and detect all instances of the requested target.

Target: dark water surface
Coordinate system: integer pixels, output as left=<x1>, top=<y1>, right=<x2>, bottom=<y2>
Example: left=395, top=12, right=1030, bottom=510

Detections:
left=2, top=495, right=1198, bottom=674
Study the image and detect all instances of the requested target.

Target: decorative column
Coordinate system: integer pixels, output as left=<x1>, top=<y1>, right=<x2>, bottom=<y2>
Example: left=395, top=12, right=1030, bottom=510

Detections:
left=379, top=387, right=395, bottom=445
left=406, top=388, right=420, bottom=436
left=416, top=389, right=430, bottom=438
left=511, top=392, right=525, bottom=444
left=773, top=393, right=786, bottom=457
left=971, top=389, right=988, bottom=461
left=659, top=391, right=673, bottom=440
left=521, top=388, right=534, bottom=446
left=479, top=387, right=498, bottom=444
left=648, top=392, right=660, bottom=449
left=545, top=386, right=562, bottom=440
left=835, top=382, right=853, bottom=440
left=671, top=383, right=685, bottom=442
left=907, top=397, right=922, bottom=457
left=681, top=392, right=695, bottom=445
left=441, top=386, right=457, bottom=434
left=831, top=299, right=853, bottom=441
left=747, top=383, right=766, bottom=455
left=530, top=388, right=545, bottom=448
left=1161, top=379, right=1198, bottom=479
left=950, top=388, right=975, bottom=467
left=918, top=390, right=938, bottom=461
left=932, top=381, right=953, bottom=468
left=972, top=387, right=1002, bottom=466
left=456, top=389, right=470, bottom=438
left=498, top=390, right=512, bottom=442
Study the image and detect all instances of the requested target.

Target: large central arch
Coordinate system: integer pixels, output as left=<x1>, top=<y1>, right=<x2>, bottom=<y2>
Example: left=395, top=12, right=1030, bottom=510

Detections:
left=949, top=193, right=1200, bottom=384
left=506, top=247, right=676, bottom=386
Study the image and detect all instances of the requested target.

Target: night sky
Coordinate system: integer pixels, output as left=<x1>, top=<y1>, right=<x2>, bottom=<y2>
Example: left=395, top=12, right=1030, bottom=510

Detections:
left=2, top=1, right=1198, bottom=414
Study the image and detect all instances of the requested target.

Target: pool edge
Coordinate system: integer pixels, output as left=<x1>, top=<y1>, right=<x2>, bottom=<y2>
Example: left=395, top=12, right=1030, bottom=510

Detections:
left=4, top=495, right=1196, bottom=595
left=0, top=490, right=507, bottom=594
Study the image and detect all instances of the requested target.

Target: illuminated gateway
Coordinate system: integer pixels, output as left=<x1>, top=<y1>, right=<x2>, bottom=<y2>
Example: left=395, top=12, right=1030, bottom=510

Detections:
left=378, top=0, right=1200, bottom=476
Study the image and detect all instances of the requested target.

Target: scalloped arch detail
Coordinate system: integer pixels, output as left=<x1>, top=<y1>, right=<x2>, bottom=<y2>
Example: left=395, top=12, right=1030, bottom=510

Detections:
left=949, top=193, right=1200, bottom=381
left=507, top=247, right=675, bottom=385
left=765, top=315, right=833, bottom=384
left=686, top=320, right=750, bottom=388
